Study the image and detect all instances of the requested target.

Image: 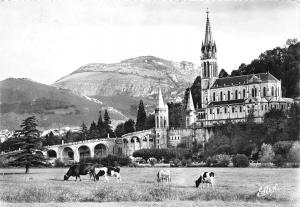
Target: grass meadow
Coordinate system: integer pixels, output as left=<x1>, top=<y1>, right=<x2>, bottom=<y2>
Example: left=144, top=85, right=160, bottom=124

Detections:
left=0, top=167, right=299, bottom=206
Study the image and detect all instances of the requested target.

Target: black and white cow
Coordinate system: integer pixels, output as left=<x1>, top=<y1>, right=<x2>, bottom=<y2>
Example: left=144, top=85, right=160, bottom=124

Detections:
left=95, top=167, right=121, bottom=182
left=195, top=172, right=215, bottom=188
left=64, top=163, right=95, bottom=181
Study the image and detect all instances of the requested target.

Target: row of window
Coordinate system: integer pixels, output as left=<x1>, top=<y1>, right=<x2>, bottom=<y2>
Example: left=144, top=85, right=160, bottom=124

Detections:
left=203, top=62, right=217, bottom=78
left=207, top=103, right=289, bottom=115
left=170, top=136, right=180, bottom=140
left=156, top=116, right=167, bottom=128
left=212, top=86, right=280, bottom=102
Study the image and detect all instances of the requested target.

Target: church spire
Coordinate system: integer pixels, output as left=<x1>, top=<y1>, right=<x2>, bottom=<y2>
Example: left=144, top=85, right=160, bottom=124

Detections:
left=204, top=8, right=212, bottom=45
left=201, top=9, right=218, bottom=80
left=186, top=89, right=195, bottom=111
left=157, top=87, right=165, bottom=109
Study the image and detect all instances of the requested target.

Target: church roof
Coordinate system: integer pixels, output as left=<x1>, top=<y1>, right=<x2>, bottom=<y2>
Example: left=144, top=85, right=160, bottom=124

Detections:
left=211, top=73, right=279, bottom=89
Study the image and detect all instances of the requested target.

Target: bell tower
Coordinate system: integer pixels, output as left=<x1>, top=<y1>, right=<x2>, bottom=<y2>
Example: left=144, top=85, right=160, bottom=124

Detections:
left=154, top=87, right=169, bottom=149
left=201, top=9, right=218, bottom=108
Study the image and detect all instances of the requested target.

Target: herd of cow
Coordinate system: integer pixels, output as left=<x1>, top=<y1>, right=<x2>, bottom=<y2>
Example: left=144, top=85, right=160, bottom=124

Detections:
left=63, top=163, right=215, bottom=188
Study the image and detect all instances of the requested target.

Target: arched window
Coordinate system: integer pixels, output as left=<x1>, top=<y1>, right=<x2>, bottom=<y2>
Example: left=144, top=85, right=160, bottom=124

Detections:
left=235, top=90, right=238, bottom=99
left=156, top=116, right=159, bottom=128
left=243, top=89, right=246, bottom=99
left=275, top=87, right=277, bottom=97
left=220, top=92, right=223, bottom=101
left=160, top=116, right=163, bottom=128
left=228, top=91, right=230, bottom=100
left=263, top=87, right=266, bottom=97
left=213, top=92, right=216, bottom=101
left=207, top=62, right=210, bottom=77
left=252, top=88, right=255, bottom=97
left=271, top=86, right=274, bottom=96
left=254, top=88, right=257, bottom=97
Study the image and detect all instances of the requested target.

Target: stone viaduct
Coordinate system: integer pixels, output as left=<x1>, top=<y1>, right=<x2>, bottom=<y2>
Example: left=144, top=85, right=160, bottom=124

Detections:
left=44, top=129, right=154, bottom=162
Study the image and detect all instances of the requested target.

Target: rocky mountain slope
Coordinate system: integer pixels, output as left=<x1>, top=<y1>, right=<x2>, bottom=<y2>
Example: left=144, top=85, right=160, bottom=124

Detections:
left=53, top=56, right=200, bottom=116
left=0, top=78, right=127, bottom=130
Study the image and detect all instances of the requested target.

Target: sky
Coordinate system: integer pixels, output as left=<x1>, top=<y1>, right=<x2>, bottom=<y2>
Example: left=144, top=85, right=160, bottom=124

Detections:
left=0, top=0, right=299, bottom=85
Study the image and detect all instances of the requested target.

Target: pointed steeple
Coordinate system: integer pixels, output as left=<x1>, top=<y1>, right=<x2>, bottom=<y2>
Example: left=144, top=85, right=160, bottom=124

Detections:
left=204, top=8, right=212, bottom=45
left=157, top=87, right=165, bottom=109
left=186, top=89, right=195, bottom=111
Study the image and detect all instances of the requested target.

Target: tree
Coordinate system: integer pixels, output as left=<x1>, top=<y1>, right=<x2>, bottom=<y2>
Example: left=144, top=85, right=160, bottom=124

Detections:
left=263, top=109, right=287, bottom=144
left=136, top=100, right=147, bottom=131
left=168, top=102, right=185, bottom=128
left=64, top=130, right=75, bottom=143
left=287, top=142, right=300, bottom=164
left=7, top=116, right=45, bottom=173
left=183, top=77, right=202, bottom=109
left=89, top=121, right=99, bottom=139
left=219, top=69, right=229, bottom=78
left=229, top=40, right=300, bottom=98
left=115, top=123, right=125, bottom=137
left=124, top=119, right=135, bottom=134
left=286, top=103, right=300, bottom=141
left=144, top=114, right=155, bottom=130
left=97, top=111, right=107, bottom=138
left=104, top=109, right=111, bottom=126
left=259, top=143, right=275, bottom=164
left=80, top=122, right=88, bottom=141
left=103, top=109, right=114, bottom=138
left=45, top=131, right=55, bottom=146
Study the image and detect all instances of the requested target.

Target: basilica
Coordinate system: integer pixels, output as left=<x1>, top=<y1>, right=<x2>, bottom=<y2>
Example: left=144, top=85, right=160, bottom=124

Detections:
left=153, top=10, right=294, bottom=149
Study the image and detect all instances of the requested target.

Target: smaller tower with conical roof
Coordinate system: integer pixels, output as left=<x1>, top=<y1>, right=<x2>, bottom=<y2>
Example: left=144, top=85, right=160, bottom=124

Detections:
left=186, top=89, right=196, bottom=127
left=154, top=87, right=169, bottom=148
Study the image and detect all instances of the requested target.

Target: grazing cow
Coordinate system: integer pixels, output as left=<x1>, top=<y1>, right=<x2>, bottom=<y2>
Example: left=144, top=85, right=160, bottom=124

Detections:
left=157, top=169, right=171, bottom=184
left=195, top=172, right=215, bottom=188
left=95, top=167, right=121, bottom=182
left=64, top=164, right=95, bottom=181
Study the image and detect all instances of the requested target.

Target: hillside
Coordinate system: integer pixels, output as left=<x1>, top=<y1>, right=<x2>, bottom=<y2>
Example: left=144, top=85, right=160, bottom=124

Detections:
left=0, top=78, right=127, bottom=130
left=54, top=56, right=200, bottom=101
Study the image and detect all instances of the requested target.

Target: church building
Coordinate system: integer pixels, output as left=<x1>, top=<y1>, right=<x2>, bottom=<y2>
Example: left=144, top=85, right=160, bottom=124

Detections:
left=154, top=10, right=294, bottom=149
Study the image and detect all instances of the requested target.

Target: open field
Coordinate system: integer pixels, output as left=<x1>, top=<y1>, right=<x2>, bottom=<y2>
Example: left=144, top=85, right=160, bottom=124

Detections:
left=0, top=167, right=299, bottom=206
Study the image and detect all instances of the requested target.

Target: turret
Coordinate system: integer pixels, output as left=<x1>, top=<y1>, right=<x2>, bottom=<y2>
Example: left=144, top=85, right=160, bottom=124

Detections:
left=154, top=87, right=169, bottom=149
left=186, top=89, right=196, bottom=127
left=155, top=87, right=169, bottom=129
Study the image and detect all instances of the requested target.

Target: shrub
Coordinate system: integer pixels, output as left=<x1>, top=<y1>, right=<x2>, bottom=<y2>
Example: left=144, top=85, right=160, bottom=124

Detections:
left=273, top=141, right=293, bottom=156
left=214, top=154, right=231, bottom=167
left=148, top=157, right=157, bottom=166
left=259, top=143, right=275, bottom=164
left=171, top=158, right=180, bottom=167
left=205, top=156, right=214, bottom=167
left=181, top=159, right=187, bottom=167
left=205, top=154, right=230, bottom=167
left=100, top=155, right=131, bottom=166
left=54, top=159, right=65, bottom=167
left=287, top=142, right=300, bottom=164
left=273, top=154, right=286, bottom=167
left=79, top=155, right=131, bottom=166
left=232, top=154, right=249, bottom=167
left=132, top=148, right=192, bottom=161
